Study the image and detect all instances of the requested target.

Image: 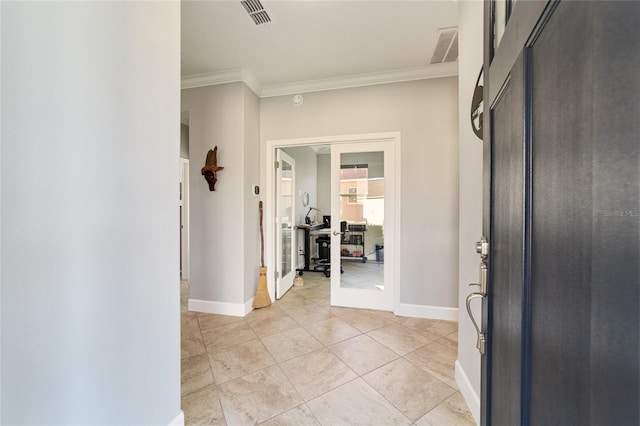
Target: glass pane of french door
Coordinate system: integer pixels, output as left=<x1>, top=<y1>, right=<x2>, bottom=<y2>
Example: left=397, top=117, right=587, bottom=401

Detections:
left=331, top=142, right=393, bottom=311
left=276, top=149, right=296, bottom=298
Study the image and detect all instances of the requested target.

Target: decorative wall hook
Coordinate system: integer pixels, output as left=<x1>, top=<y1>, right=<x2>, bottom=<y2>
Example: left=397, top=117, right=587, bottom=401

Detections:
left=470, top=66, right=484, bottom=141
left=201, top=146, right=224, bottom=191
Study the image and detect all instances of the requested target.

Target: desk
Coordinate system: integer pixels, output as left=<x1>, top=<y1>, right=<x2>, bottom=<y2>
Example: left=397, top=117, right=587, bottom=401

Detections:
left=296, top=224, right=331, bottom=276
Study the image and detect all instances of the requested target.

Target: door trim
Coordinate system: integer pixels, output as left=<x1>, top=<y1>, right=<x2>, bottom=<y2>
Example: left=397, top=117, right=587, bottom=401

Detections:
left=265, top=132, right=402, bottom=310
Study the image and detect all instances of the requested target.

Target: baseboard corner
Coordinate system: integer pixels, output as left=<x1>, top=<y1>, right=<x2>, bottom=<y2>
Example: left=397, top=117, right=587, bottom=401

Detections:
left=168, top=410, right=184, bottom=426
left=188, top=298, right=247, bottom=317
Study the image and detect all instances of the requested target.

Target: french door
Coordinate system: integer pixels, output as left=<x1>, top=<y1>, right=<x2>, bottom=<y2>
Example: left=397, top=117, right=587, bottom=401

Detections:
left=275, top=149, right=296, bottom=299
left=480, top=1, right=639, bottom=424
left=330, top=142, right=395, bottom=311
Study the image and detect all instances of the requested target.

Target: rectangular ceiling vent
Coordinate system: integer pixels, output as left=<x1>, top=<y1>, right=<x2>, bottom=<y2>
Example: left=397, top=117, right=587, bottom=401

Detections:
left=241, top=0, right=272, bottom=26
left=430, top=27, right=458, bottom=64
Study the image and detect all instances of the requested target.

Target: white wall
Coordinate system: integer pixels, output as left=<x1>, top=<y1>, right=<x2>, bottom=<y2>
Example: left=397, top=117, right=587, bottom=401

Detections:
left=243, top=86, right=261, bottom=303
left=1, top=2, right=181, bottom=424
left=182, top=83, right=244, bottom=305
left=0, top=4, right=3, bottom=421
left=182, top=82, right=260, bottom=312
left=317, top=154, right=331, bottom=215
left=261, top=79, right=460, bottom=310
left=456, top=1, right=485, bottom=423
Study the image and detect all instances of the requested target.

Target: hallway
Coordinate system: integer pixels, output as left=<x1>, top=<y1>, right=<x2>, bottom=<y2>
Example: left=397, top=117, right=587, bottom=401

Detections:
left=180, top=275, right=474, bottom=425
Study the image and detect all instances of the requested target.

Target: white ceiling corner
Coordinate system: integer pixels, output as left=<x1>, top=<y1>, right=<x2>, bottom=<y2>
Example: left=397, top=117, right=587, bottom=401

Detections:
left=240, top=68, right=262, bottom=96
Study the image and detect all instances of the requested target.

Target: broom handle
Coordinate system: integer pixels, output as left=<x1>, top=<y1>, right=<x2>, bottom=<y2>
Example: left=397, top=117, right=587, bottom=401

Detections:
left=259, top=201, right=265, bottom=268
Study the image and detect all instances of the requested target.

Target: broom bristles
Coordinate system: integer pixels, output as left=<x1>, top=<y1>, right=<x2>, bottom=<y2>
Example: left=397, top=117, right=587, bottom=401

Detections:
left=253, top=266, right=271, bottom=308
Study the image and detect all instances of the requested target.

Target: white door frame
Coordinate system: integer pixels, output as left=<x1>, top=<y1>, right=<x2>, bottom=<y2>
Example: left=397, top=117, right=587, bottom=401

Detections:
left=265, top=132, right=401, bottom=311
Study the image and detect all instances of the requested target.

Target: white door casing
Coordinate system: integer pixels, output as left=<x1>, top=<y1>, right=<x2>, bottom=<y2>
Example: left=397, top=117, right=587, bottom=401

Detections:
left=265, top=132, right=401, bottom=311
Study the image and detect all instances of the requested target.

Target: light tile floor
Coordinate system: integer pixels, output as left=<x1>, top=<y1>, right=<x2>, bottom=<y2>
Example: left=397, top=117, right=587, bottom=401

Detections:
left=181, top=275, right=475, bottom=425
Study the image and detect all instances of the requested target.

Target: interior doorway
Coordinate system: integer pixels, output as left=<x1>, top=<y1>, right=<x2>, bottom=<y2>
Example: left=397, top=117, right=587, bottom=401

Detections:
left=180, top=115, right=190, bottom=282
left=180, top=158, right=190, bottom=280
left=265, top=132, right=400, bottom=312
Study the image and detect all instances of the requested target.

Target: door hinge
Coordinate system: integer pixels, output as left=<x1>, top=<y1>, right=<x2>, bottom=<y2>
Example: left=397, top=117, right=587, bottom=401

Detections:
left=274, top=161, right=279, bottom=169
left=274, top=270, right=280, bottom=280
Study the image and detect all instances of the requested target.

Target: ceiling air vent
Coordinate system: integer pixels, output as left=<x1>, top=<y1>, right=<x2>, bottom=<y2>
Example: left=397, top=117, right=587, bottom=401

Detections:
left=430, top=27, right=458, bottom=64
left=241, top=0, right=272, bottom=26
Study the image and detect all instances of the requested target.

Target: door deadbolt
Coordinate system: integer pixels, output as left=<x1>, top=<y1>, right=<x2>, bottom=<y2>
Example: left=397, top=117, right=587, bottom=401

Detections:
left=476, top=236, right=489, bottom=257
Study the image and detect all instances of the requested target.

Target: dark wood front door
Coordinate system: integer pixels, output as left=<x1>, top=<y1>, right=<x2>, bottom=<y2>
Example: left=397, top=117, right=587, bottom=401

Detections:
left=482, top=1, right=639, bottom=424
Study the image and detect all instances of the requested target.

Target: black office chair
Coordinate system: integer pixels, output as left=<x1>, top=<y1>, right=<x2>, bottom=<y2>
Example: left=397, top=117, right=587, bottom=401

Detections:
left=311, top=221, right=345, bottom=278
left=314, top=235, right=331, bottom=277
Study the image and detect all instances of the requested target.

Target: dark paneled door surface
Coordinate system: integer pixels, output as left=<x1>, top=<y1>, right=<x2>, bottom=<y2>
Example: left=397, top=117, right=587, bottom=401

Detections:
left=483, top=1, right=639, bottom=425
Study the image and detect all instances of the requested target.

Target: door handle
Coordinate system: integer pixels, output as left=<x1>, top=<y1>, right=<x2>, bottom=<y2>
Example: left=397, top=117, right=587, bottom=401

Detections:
left=465, top=236, right=489, bottom=356
left=466, top=292, right=486, bottom=355
left=333, top=230, right=341, bottom=236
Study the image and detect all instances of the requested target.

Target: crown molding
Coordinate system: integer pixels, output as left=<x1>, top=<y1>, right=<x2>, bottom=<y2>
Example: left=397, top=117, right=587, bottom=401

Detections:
left=181, top=62, right=458, bottom=98
left=181, top=69, right=242, bottom=89
left=239, top=68, right=262, bottom=97
left=181, top=68, right=263, bottom=97
left=260, top=62, right=458, bottom=98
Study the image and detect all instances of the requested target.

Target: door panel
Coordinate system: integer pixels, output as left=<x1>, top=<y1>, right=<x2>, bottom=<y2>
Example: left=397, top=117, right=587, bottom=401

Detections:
left=483, top=1, right=640, bottom=425
left=529, top=4, right=592, bottom=424
left=489, top=53, right=525, bottom=426
left=589, top=4, right=640, bottom=422
left=530, top=2, right=640, bottom=424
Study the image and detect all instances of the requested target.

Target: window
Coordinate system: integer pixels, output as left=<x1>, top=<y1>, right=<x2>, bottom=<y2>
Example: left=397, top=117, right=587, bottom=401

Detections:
left=347, top=187, right=359, bottom=204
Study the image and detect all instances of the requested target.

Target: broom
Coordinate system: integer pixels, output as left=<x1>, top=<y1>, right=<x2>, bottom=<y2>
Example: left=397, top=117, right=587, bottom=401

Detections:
left=253, top=200, right=272, bottom=308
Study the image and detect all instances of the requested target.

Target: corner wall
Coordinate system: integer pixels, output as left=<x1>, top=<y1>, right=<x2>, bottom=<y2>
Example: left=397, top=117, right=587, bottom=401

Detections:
left=260, top=79, right=460, bottom=313
left=1, top=2, right=181, bottom=423
left=456, top=0, right=484, bottom=422
left=182, top=82, right=261, bottom=314
left=183, top=83, right=245, bottom=307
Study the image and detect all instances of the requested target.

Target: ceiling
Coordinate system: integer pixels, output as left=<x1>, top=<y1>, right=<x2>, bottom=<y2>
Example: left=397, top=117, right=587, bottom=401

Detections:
left=181, top=1, right=459, bottom=96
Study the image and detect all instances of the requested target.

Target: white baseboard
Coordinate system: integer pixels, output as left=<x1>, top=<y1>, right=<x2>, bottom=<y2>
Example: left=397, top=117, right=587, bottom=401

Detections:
left=455, top=360, right=480, bottom=425
left=244, top=297, right=255, bottom=315
left=395, top=303, right=458, bottom=321
left=189, top=297, right=254, bottom=317
left=168, top=410, right=184, bottom=426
